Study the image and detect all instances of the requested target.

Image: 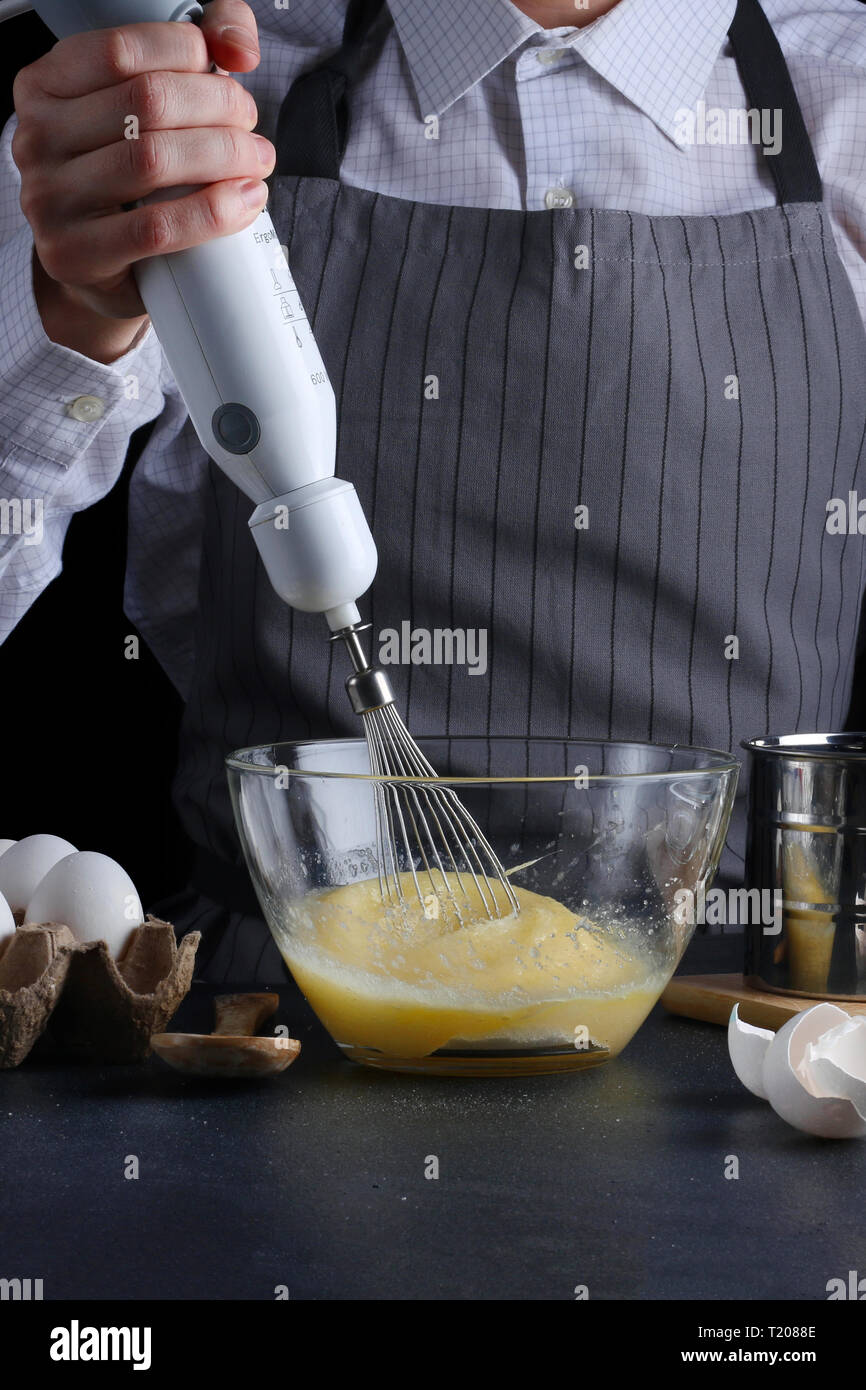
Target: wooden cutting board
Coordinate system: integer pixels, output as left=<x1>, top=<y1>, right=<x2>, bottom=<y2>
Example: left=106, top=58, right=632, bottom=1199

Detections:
left=661, top=973, right=866, bottom=1031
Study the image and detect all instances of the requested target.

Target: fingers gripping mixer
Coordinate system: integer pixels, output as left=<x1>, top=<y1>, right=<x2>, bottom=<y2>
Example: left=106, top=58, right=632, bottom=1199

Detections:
left=23, top=0, right=519, bottom=923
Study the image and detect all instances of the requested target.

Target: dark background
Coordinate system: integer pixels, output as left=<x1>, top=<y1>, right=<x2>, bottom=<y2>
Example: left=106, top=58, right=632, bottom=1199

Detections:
left=0, top=12, right=193, bottom=908
left=0, top=11, right=864, bottom=916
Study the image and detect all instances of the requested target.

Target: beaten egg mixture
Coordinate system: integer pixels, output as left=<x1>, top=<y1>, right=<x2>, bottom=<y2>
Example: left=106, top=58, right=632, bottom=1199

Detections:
left=275, top=873, right=665, bottom=1057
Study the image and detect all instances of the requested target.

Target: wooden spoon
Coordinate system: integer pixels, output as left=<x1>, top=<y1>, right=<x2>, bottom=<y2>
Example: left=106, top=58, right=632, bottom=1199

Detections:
left=151, top=993, right=300, bottom=1078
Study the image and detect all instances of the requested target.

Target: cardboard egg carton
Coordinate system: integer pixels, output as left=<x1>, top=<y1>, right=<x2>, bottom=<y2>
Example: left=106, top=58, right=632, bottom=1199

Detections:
left=0, top=917, right=200, bottom=1068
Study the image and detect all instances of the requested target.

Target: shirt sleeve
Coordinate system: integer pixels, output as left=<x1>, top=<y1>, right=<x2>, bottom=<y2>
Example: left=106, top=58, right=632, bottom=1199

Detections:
left=0, top=112, right=172, bottom=641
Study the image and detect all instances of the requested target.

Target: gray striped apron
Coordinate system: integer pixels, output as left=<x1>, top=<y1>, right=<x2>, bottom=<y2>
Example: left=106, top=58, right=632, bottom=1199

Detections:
left=158, top=0, right=866, bottom=983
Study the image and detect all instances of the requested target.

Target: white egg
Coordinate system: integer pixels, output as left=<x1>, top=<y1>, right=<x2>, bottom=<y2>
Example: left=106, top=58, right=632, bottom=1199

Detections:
left=762, top=1004, right=866, bottom=1140
left=0, top=839, right=16, bottom=857
left=727, top=1004, right=772, bottom=1099
left=0, top=834, right=77, bottom=912
left=24, top=850, right=143, bottom=958
left=0, top=890, right=15, bottom=959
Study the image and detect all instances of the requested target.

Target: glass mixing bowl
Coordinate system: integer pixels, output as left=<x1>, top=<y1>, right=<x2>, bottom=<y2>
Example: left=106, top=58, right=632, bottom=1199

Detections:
left=227, top=737, right=738, bottom=1077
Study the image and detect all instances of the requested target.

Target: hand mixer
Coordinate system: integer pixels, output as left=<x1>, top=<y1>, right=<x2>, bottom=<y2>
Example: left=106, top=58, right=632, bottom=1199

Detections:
left=5, top=0, right=519, bottom=921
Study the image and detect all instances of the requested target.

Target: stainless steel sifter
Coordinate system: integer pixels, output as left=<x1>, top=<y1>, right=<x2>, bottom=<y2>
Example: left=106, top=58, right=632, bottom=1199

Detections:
left=743, top=733, right=866, bottom=999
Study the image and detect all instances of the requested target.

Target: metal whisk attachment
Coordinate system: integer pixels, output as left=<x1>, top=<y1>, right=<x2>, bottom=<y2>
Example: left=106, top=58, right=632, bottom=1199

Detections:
left=333, top=623, right=519, bottom=922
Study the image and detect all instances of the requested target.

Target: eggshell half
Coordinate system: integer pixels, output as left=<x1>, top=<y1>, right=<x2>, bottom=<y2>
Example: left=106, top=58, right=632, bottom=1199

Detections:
left=762, top=1004, right=866, bottom=1140
left=0, top=834, right=77, bottom=912
left=806, top=1017, right=866, bottom=1121
left=728, top=1004, right=773, bottom=1099
left=24, top=850, right=143, bottom=959
left=0, top=839, right=16, bottom=857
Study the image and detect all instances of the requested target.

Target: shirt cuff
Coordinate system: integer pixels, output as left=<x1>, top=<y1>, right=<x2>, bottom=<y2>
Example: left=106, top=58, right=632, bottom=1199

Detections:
left=0, top=224, right=158, bottom=481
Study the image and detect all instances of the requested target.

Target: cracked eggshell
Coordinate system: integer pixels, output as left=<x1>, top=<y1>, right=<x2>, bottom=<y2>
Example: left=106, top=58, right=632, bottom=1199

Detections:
left=0, top=834, right=77, bottom=913
left=24, top=850, right=143, bottom=959
left=805, top=1017, right=866, bottom=1121
left=728, top=1004, right=773, bottom=1099
left=762, top=1003, right=866, bottom=1140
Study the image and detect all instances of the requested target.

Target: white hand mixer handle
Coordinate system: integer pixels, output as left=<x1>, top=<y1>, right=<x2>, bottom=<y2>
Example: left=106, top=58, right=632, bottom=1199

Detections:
left=26, top=0, right=378, bottom=630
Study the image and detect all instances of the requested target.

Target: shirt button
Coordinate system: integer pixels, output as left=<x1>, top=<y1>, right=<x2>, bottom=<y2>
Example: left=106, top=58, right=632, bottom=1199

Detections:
left=66, top=395, right=106, bottom=423
left=545, top=187, right=576, bottom=209
left=536, top=49, right=566, bottom=64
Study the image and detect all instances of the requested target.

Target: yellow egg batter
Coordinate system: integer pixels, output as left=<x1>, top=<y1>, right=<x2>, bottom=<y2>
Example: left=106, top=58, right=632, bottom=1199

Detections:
left=783, top=841, right=837, bottom=994
left=273, top=873, right=665, bottom=1059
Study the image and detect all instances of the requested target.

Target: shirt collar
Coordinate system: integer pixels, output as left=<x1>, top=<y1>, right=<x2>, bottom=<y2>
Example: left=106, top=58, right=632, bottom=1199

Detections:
left=388, top=0, right=537, bottom=118
left=388, top=0, right=738, bottom=147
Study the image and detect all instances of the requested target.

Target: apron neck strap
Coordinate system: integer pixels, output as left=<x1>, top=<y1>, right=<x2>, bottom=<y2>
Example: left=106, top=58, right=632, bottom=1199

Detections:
left=275, top=0, right=389, bottom=178
left=727, top=0, right=822, bottom=204
left=275, top=0, right=823, bottom=205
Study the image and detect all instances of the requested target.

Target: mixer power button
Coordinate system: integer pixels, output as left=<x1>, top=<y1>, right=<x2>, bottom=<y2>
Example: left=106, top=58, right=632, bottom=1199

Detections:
left=213, top=403, right=261, bottom=454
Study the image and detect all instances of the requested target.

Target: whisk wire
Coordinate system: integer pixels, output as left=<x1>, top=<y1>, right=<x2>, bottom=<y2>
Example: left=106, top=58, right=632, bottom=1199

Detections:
left=365, top=719, right=401, bottom=904
left=338, top=624, right=519, bottom=923
left=358, top=692, right=519, bottom=921
left=379, top=704, right=519, bottom=918
left=366, top=709, right=464, bottom=918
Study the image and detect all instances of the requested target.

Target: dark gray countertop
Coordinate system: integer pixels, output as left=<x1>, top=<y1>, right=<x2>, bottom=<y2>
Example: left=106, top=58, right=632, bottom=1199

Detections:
left=2, top=932, right=863, bottom=1302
